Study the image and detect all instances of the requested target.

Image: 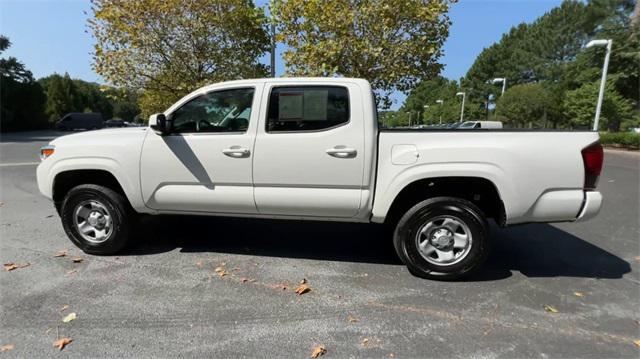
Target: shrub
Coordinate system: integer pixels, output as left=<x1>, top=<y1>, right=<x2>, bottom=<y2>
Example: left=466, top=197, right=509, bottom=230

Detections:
left=599, top=132, right=640, bottom=150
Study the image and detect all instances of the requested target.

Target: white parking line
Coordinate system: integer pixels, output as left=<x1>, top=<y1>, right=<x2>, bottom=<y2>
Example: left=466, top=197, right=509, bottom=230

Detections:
left=0, top=162, right=40, bottom=167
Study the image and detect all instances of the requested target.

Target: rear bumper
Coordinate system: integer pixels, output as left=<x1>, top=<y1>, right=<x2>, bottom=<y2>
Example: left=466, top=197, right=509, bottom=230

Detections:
left=575, top=191, right=602, bottom=222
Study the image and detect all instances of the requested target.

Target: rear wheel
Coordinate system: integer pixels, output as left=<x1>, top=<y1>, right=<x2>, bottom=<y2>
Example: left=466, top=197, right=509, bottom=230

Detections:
left=60, top=184, right=133, bottom=255
left=393, top=197, right=489, bottom=280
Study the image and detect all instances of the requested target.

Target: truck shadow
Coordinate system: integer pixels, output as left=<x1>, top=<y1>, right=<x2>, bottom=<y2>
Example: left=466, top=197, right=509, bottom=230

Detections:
left=127, top=215, right=631, bottom=281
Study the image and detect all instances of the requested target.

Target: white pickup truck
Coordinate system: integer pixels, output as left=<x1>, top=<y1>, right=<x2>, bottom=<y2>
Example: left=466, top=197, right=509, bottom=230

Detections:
left=37, top=78, right=604, bottom=280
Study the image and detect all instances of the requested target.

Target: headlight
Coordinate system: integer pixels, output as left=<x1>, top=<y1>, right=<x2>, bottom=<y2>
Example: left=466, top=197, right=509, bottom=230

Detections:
left=40, top=145, right=55, bottom=160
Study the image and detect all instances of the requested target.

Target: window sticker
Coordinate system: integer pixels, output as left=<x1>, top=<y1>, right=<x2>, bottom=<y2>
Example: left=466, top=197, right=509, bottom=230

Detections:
left=303, top=90, right=328, bottom=121
left=278, top=91, right=303, bottom=120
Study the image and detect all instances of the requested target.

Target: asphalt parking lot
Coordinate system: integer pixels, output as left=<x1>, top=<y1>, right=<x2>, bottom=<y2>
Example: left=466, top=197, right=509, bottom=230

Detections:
left=1, top=130, right=638, bottom=358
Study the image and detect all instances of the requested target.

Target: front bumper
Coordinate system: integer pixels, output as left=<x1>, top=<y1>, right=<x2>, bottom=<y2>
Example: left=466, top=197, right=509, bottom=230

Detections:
left=576, top=191, right=602, bottom=222
left=36, top=160, right=53, bottom=200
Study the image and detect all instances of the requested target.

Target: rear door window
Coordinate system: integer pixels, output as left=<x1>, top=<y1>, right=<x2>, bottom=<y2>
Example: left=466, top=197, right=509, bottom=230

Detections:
left=266, top=86, right=349, bottom=132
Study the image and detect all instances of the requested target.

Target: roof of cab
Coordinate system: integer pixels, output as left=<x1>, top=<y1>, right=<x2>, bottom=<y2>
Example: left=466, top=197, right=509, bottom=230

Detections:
left=197, top=77, right=370, bottom=92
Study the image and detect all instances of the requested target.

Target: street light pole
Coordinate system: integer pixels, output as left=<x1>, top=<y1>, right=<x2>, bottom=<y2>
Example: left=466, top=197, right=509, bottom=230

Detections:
left=492, top=78, right=507, bottom=95
left=436, top=100, right=444, bottom=124
left=270, top=23, right=276, bottom=77
left=456, top=92, right=465, bottom=122
left=423, top=105, right=429, bottom=125
left=586, top=39, right=613, bottom=131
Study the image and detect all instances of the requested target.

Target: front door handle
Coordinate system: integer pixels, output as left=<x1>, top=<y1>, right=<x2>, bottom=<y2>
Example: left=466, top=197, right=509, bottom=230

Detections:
left=326, top=146, right=357, bottom=158
left=222, top=146, right=250, bottom=158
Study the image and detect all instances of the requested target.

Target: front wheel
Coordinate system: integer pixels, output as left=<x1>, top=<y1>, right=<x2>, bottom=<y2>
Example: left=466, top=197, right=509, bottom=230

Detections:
left=60, top=184, right=133, bottom=255
left=393, top=197, right=489, bottom=280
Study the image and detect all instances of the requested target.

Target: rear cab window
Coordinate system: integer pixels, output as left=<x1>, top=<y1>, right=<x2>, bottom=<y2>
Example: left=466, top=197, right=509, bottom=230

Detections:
left=266, top=86, right=349, bottom=132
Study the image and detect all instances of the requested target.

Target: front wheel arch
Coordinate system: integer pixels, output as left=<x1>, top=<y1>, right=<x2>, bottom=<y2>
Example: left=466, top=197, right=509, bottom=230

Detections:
left=53, top=169, right=130, bottom=212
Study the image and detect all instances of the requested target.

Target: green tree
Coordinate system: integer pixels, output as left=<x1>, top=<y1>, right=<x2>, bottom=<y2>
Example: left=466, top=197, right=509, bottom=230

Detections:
left=464, top=1, right=592, bottom=105
left=271, top=0, right=452, bottom=108
left=495, top=83, right=557, bottom=128
left=74, top=80, right=113, bottom=119
left=565, top=0, right=639, bottom=111
left=89, top=0, right=270, bottom=117
left=41, top=73, right=82, bottom=121
left=563, top=82, right=635, bottom=131
left=402, top=76, right=487, bottom=124
left=107, top=88, right=141, bottom=122
left=0, top=35, right=47, bottom=131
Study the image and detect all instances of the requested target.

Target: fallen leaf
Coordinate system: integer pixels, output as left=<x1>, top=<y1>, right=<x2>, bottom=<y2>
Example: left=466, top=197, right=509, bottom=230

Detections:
left=62, top=312, right=77, bottom=323
left=67, top=269, right=77, bottom=275
left=294, top=283, right=311, bottom=295
left=574, top=292, right=584, bottom=297
left=347, top=315, right=358, bottom=323
left=311, top=345, right=326, bottom=358
left=3, top=262, right=30, bottom=271
left=60, top=305, right=69, bottom=312
left=300, top=278, right=307, bottom=284
left=71, top=256, right=84, bottom=263
left=54, top=250, right=68, bottom=257
left=544, top=305, right=559, bottom=313
left=53, top=337, right=72, bottom=351
left=389, top=353, right=395, bottom=358
left=3, top=263, right=17, bottom=271
left=0, top=344, right=14, bottom=352
left=634, top=339, right=640, bottom=348
left=240, top=277, right=249, bottom=283
left=217, top=270, right=227, bottom=278
left=634, top=256, right=640, bottom=262
left=214, top=266, right=224, bottom=273
left=362, top=338, right=369, bottom=346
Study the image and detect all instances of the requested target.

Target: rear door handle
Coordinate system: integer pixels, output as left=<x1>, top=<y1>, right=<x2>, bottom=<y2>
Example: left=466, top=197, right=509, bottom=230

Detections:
left=326, top=146, right=357, bottom=158
left=222, top=146, right=250, bottom=158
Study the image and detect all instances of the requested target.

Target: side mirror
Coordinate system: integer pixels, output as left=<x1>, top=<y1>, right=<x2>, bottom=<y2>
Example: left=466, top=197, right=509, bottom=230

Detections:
left=149, top=113, right=170, bottom=135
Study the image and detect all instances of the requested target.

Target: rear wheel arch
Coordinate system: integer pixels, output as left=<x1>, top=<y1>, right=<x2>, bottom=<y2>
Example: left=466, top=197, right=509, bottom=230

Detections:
left=383, top=176, right=506, bottom=228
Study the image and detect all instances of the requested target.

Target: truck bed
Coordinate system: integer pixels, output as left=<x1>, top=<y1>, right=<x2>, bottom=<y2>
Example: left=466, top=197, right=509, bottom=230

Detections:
left=372, top=130, right=600, bottom=225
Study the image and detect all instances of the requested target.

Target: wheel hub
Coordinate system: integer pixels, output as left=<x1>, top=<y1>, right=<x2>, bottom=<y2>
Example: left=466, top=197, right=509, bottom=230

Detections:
left=87, top=211, right=106, bottom=229
left=430, top=227, right=454, bottom=250
left=415, top=215, right=474, bottom=266
left=73, top=200, right=113, bottom=244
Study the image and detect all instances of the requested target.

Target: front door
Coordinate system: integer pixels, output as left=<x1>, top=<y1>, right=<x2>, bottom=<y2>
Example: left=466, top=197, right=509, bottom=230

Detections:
left=252, top=83, right=366, bottom=217
left=140, top=85, right=262, bottom=214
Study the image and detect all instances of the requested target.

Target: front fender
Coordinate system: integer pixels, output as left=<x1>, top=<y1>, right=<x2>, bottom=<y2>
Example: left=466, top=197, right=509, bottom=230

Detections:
left=37, top=156, right=148, bottom=212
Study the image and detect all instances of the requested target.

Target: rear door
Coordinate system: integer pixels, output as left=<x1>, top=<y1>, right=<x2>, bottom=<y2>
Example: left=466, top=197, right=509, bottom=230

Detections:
left=252, top=82, right=366, bottom=217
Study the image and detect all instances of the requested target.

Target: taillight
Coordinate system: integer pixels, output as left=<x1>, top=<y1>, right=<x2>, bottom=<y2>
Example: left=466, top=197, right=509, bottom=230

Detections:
left=581, top=142, right=603, bottom=190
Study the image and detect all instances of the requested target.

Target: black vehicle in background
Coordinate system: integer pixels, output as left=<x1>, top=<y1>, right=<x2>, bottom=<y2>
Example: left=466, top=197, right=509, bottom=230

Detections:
left=55, top=113, right=104, bottom=131
left=105, top=119, right=127, bottom=128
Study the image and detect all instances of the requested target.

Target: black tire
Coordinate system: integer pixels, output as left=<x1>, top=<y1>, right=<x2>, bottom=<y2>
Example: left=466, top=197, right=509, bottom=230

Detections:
left=60, top=184, right=133, bottom=255
left=393, top=197, right=489, bottom=280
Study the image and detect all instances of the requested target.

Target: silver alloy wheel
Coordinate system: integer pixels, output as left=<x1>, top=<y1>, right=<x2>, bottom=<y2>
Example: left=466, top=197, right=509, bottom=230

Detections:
left=73, top=200, right=113, bottom=244
left=415, top=215, right=472, bottom=266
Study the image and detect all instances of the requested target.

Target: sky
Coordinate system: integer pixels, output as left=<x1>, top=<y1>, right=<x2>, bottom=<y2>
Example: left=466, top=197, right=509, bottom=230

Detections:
left=0, top=0, right=564, bottom=109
